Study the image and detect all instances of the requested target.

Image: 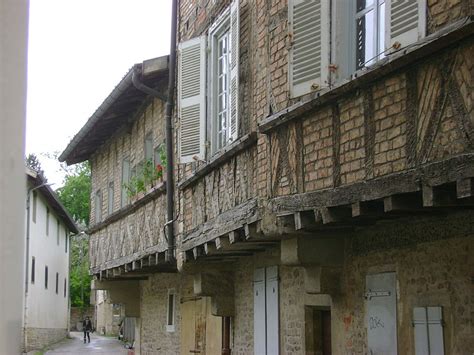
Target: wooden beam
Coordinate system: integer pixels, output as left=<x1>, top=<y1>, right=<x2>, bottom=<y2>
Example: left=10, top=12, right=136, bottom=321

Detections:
left=319, top=206, right=351, bottom=224
left=294, top=211, right=317, bottom=230
left=384, top=193, right=422, bottom=212
left=351, top=200, right=384, bottom=218
left=457, top=178, right=473, bottom=199
left=204, top=241, right=217, bottom=255
left=215, top=236, right=231, bottom=250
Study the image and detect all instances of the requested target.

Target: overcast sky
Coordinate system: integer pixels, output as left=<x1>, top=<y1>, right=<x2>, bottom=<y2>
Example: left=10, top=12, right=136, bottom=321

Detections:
left=26, top=0, right=171, bottom=187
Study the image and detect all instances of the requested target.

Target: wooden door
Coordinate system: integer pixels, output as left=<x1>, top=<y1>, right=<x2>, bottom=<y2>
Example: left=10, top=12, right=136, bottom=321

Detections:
left=181, top=297, right=222, bottom=355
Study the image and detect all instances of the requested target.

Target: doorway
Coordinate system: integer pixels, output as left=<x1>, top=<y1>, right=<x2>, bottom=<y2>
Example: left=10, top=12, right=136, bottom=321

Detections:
left=305, top=307, right=332, bottom=355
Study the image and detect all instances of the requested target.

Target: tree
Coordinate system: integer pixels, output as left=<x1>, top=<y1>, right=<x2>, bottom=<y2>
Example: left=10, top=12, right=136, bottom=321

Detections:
left=55, top=161, right=92, bottom=308
left=56, top=162, right=91, bottom=226
left=25, top=153, right=46, bottom=179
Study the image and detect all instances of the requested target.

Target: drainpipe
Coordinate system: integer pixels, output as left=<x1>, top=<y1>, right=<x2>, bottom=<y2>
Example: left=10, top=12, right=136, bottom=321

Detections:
left=131, top=0, right=178, bottom=263
left=164, top=0, right=178, bottom=262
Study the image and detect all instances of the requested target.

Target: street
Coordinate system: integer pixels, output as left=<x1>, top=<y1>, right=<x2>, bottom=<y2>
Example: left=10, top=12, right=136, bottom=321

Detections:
left=43, top=332, right=129, bottom=354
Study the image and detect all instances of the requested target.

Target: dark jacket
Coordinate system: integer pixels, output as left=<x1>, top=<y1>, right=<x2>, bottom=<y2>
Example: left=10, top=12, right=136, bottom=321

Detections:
left=83, top=319, right=93, bottom=332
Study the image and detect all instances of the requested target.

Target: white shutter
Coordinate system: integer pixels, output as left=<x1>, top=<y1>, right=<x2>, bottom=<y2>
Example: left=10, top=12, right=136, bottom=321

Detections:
left=288, top=0, right=329, bottom=98
left=427, top=307, right=444, bottom=355
left=366, top=272, right=398, bottom=355
left=265, top=266, right=279, bottom=355
left=386, top=0, right=426, bottom=50
left=178, top=36, right=206, bottom=163
left=229, top=0, right=240, bottom=142
left=254, top=268, right=266, bottom=355
left=413, top=307, right=429, bottom=355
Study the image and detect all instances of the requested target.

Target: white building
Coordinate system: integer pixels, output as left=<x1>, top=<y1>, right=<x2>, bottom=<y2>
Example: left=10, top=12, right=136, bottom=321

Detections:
left=24, top=168, right=79, bottom=352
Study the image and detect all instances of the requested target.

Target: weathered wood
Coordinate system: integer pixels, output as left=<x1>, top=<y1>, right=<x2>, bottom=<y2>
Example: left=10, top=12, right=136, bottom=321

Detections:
left=270, top=154, right=474, bottom=213
left=423, top=184, right=459, bottom=207
left=457, top=178, right=473, bottom=199
left=204, top=242, right=217, bottom=255
left=132, top=260, right=139, bottom=271
left=244, top=221, right=264, bottom=240
left=294, top=211, right=316, bottom=230
left=228, top=231, right=240, bottom=244
left=193, top=246, right=204, bottom=260
left=320, top=206, right=351, bottom=224
left=178, top=132, right=258, bottom=190
left=182, top=198, right=259, bottom=250
left=351, top=201, right=384, bottom=218
left=384, top=193, right=422, bottom=212
left=215, top=236, right=230, bottom=250
left=258, top=18, right=474, bottom=133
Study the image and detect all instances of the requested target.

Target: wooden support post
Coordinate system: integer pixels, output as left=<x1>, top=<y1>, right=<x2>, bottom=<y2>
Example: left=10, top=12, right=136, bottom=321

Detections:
left=351, top=200, right=384, bottom=218
left=277, top=213, right=296, bottom=229
left=113, top=268, right=121, bottom=277
left=184, top=250, right=194, bottom=263
left=193, top=246, right=204, bottom=260
left=422, top=184, right=456, bottom=207
left=457, top=178, right=473, bottom=199
left=148, top=254, right=156, bottom=266
left=157, top=252, right=166, bottom=264
left=244, top=221, right=263, bottom=240
left=215, top=235, right=231, bottom=250
left=132, top=260, right=139, bottom=271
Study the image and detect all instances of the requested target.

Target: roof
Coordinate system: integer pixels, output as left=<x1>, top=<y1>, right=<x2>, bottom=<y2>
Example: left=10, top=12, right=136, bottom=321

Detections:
left=26, top=168, right=79, bottom=234
left=59, top=55, right=169, bottom=165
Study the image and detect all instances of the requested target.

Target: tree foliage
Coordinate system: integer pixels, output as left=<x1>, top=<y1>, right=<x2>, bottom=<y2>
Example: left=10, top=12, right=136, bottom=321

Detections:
left=25, top=153, right=46, bottom=179
left=56, top=162, right=91, bottom=226
left=55, top=161, right=92, bottom=308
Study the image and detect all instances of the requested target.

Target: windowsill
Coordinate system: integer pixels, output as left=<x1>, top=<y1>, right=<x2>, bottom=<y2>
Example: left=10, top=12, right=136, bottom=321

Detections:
left=259, top=17, right=473, bottom=133
left=87, top=181, right=166, bottom=234
left=178, top=131, right=258, bottom=190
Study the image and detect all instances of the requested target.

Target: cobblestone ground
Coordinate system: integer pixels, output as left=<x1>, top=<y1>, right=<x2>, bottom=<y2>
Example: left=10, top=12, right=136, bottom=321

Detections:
left=44, top=332, right=129, bottom=354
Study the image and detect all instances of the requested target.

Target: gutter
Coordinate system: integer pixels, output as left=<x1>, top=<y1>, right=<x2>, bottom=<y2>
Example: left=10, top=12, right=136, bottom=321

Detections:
left=131, top=0, right=178, bottom=263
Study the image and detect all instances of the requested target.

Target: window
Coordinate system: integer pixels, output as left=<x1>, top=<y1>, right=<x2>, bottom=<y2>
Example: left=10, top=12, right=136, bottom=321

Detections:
left=253, top=266, right=279, bottom=354
left=166, top=289, right=176, bottom=332
left=32, top=191, right=37, bottom=223
left=56, top=219, right=60, bottom=245
left=108, top=182, right=114, bottom=215
left=46, top=207, right=50, bottom=235
left=64, top=278, right=67, bottom=298
left=355, top=0, right=386, bottom=70
left=289, top=0, right=426, bottom=95
left=177, top=0, right=239, bottom=162
left=144, top=132, right=153, bottom=162
left=65, top=229, right=68, bottom=253
left=45, top=266, right=48, bottom=289
left=121, top=159, right=130, bottom=207
left=55, top=272, right=59, bottom=294
left=31, top=257, right=35, bottom=284
left=94, top=189, right=102, bottom=223
left=413, top=306, right=445, bottom=355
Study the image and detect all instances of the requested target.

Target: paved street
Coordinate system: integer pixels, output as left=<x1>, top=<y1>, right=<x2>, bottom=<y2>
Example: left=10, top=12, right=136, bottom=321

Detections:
left=44, top=332, right=129, bottom=354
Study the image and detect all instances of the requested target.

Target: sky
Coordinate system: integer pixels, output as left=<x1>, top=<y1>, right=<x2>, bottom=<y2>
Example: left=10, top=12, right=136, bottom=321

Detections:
left=26, top=0, right=172, bottom=187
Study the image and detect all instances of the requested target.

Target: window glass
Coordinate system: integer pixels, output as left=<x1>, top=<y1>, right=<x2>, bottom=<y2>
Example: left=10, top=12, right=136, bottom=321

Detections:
left=45, top=266, right=48, bottom=289
left=31, top=257, right=35, bottom=284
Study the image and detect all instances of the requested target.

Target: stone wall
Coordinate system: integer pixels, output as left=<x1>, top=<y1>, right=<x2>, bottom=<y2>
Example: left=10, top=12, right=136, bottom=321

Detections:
left=139, top=273, right=193, bottom=355
left=24, top=327, right=68, bottom=352
left=229, top=211, right=474, bottom=354
left=70, top=306, right=94, bottom=331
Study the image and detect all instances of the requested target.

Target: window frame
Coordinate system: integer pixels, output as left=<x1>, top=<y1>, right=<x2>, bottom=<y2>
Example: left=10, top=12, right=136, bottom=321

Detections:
left=166, top=289, right=176, bottom=332
left=208, top=7, right=233, bottom=155
left=55, top=272, right=59, bottom=294
left=31, top=256, right=35, bottom=284
left=45, top=265, right=48, bottom=289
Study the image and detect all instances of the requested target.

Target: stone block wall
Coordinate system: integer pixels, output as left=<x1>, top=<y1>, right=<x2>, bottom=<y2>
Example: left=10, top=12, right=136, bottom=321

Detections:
left=24, top=327, right=68, bottom=352
left=70, top=306, right=95, bottom=331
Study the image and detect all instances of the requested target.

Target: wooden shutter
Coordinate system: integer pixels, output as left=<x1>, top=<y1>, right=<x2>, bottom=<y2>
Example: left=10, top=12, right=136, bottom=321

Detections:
left=229, top=0, right=240, bottom=142
left=178, top=36, right=206, bottom=163
left=253, top=268, right=266, bottom=355
left=414, top=307, right=429, bottom=355
left=366, top=272, right=398, bottom=355
left=427, top=307, right=444, bottom=355
left=386, top=0, right=426, bottom=50
left=288, top=0, right=330, bottom=98
left=266, top=266, right=279, bottom=355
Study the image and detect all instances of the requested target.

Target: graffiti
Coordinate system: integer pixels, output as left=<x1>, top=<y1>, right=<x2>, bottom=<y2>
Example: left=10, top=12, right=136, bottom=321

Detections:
left=369, top=316, right=385, bottom=330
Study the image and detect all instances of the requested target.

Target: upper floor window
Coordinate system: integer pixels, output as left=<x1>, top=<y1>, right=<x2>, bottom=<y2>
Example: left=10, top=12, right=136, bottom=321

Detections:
left=64, top=278, right=67, bottom=298
left=108, top=181, right=114, bottom=216
left=94, top=189, right=102, bottom=223
left=121, top=159, right=130, bottom=208
left=31, top=256, right=35, bottom=284
left=166, top=289, right=176, bottom=332
left=45, top=265, right=48, bottom=289
left=55, top=272, right=59, bottom=294
left=46, top=207, right=50, bottom=236
left=32, top=191, right=37, bottom=223
left=177, top=0, right=240, bottom=163
left=288, top=0, right=426, bottom=97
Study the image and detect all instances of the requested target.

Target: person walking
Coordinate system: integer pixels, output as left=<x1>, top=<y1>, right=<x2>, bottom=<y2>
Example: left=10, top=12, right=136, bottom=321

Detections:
left=82, top=316, right=93, bottom=343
